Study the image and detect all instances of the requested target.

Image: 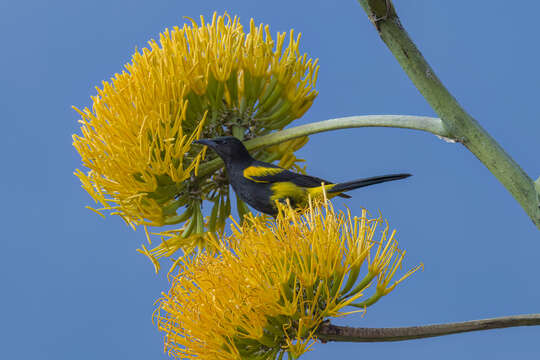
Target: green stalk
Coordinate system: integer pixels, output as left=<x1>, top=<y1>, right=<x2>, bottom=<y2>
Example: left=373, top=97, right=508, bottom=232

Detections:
left=357, top=0, right=540, bottom=229
left=339, top=272, right=376, bottom=302
left=196, top=114, right=448, bottom=178
left=349, top=291, right=383, bottom=308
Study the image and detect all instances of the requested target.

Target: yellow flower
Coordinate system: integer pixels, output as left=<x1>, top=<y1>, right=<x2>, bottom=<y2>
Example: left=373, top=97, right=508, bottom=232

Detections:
left=73, top=13, right=318, bottom=241
left=154, top=199, right=422, bottom=359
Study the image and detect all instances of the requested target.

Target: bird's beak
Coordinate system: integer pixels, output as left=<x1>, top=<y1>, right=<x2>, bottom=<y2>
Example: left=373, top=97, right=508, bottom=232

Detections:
left=193, top=139, right=216, bottom=147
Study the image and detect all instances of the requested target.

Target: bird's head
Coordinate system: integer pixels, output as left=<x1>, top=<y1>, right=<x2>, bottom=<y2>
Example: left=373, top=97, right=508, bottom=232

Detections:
left=194, top=136, right=252, bottom=166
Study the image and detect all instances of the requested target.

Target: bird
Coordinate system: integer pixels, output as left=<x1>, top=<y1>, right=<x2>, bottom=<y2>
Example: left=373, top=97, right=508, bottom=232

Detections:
left=194, top=136, right=411, bottom=216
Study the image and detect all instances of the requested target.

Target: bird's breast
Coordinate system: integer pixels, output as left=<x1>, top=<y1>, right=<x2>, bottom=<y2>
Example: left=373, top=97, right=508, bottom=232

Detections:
left=229, top=173, right=276, bottom=215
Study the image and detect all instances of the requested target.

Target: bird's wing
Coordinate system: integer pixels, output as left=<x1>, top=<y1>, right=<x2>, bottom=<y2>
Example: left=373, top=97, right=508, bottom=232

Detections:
left=244, top=163, right=327, bottom=186
left=243, top=163, right=352, bottom=198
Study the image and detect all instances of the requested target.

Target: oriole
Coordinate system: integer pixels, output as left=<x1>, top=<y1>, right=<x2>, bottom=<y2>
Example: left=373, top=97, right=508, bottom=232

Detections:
left=195, top=137, right=411, bottom=216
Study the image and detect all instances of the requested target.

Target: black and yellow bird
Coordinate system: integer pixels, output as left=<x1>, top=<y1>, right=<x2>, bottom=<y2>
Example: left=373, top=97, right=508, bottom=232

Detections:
left=195, top=136, right=411, bottom=216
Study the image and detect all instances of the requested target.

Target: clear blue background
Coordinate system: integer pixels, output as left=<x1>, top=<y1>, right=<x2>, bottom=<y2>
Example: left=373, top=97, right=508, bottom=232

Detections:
left=2, top=1, right=539, bottom=359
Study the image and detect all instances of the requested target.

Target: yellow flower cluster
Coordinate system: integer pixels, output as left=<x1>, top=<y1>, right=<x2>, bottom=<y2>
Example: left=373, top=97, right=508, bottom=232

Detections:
left=71, top=11, right=422, bottom=360
left=154, top=200, right=421, bottom=359
left=73, top=13, right=319, bottom=238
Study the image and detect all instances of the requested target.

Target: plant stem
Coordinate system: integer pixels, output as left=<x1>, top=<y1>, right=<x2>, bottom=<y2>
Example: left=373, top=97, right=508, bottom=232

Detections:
left=197, top=114, right=448, bottom=178
left=316, top=313, right=540, bottom=342
left=357, top=0, right=540, bottom=229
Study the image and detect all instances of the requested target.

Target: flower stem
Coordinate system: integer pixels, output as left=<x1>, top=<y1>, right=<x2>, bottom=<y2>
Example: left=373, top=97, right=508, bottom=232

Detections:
left=196, top=114, right=448, bottom=178
left=316, top=313, right=540, bottom=342
left=357, top=0, right=540, bottom=229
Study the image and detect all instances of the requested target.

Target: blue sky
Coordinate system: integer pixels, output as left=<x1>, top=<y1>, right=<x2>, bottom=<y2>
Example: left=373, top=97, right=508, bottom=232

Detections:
left=2, top=1, right=539, bottom=359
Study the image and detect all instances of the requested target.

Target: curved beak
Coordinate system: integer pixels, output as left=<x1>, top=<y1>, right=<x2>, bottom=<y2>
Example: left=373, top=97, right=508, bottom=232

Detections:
left=193, top=139, right=216, bottom=147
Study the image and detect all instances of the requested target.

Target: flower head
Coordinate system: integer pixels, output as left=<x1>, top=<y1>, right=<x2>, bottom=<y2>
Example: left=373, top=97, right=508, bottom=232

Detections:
left=154, top=200, right=421, bottom=359
left=73, top=13, right=318, bottom=240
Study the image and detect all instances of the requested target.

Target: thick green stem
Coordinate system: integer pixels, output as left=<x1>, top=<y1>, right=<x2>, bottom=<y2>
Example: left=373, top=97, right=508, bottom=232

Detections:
left=196, top=114, right=448, bottom=178
left=357, top=0, right=540, bottom=229
left=247, top=114, right=449, bottom=148
left=316, top=313, right=540, bottom=342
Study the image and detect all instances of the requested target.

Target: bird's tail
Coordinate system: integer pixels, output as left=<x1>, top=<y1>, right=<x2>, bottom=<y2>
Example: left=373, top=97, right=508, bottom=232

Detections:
left=328, top=173, right=411, bottom=194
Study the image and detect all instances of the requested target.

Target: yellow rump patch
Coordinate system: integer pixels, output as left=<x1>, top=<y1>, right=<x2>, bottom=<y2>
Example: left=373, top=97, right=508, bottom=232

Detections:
left=307, top=183, right=337, bottom=198
left=270, top=182, right=306, bottom=203
left=270, top=182, right=339, bottom=206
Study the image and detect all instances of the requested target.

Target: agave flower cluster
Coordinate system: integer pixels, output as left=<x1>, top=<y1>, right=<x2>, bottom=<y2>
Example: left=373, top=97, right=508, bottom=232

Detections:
left=72, top=13, right=318, bottom=259
left=154, top=200, right=421, bottom=359
left=72, top=11, right=421, bottom=360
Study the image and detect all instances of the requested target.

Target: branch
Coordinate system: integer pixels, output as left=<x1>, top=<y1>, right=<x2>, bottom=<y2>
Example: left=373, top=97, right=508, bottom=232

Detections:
left=248, top=114, right=449, bottom=148
left=197, top=114, right=448, bottom=177
left=357, top=0, right=540, bottom=229
left=316, top=314, right=540, bottom=342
